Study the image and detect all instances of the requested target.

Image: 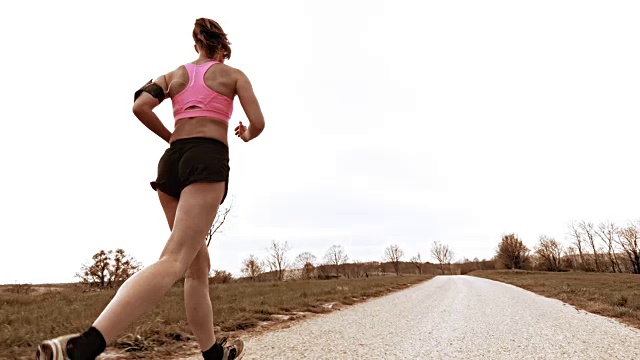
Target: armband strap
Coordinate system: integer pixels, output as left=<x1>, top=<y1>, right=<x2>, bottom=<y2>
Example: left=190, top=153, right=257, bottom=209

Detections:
left=134, top=80, right=166, bottom=103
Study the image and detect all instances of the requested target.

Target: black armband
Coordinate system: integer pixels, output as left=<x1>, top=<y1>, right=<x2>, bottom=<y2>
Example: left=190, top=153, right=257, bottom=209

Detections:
left=134, top=79, right=166, bottom=103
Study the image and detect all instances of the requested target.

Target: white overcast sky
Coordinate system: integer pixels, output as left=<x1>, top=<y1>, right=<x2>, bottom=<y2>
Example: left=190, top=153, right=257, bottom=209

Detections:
left=1, top=1, right=639, bottom=284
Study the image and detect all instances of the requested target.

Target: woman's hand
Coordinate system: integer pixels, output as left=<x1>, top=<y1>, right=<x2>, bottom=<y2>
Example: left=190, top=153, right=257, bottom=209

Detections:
left=234, top=121, right=251, bottom=142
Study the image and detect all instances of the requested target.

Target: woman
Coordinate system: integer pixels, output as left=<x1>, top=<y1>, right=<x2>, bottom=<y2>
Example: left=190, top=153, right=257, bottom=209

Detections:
left=37, top=18, right=265, bottom=360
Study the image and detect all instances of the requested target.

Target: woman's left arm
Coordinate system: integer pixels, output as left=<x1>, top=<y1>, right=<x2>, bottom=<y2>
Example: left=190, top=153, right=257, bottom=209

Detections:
left=132, top=75, right=172, bottom=143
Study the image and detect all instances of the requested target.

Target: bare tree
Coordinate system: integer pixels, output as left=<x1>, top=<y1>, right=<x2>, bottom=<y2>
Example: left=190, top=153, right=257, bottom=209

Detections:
left=77, top=249, right=140, bottom=288
left=384, top=244, right=405, bottom=275
left=241, top=254, right=264, bottom=281
left=595, top=221, right=621, bottom=273
left=351, top=259, right=366, bottom=278
left=431, top=241, right=454, bottom=274
left=567, top=221, right=587, bottom=270
left=563, top=246, right=579, bottom=270
left=266, top=240, right=291, bottom=281
left=77, top=250, right=111, bottom=288
left=294, top=252, right=317, bottom=279
left=206, top=204, right=232, bottom=247
left=534, top=235, right=563, bottom=271
left=410, top=253, right=423, bottom=274
left=107, top=249, right=141, bottom=288
left=324, top=245, right=348, bottom=276
left=617, top=223, right=640, bottom=274
left=495, top=234, right=529, bottom=270
left=579, top=221, right=601, bottom=271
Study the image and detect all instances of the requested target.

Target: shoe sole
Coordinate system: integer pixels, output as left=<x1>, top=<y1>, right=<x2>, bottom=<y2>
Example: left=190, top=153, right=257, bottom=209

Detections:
left=233, top=341, right=245, bottom=360
left=36, top=339, right=67, bottom=360
left=36, top=333, right=80, bottom=360
left=235, top=347, right=245, bottom=360
left=36, top=342, right=55, bottom=360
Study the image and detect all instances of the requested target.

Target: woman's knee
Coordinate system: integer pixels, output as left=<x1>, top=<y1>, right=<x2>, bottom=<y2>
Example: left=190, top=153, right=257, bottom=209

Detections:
left=185, top=256, right=209, bottom=280
left=151, top=256, right=190, bottom=282
left=184, top=266, right=209, bottom=282
left=159, top=234, right=207, bottom=273
left=185, top=248, right=211, bottom=281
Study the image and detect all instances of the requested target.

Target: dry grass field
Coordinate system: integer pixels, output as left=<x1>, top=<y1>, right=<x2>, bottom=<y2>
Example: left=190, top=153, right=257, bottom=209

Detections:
left=0, top=274, right=432, bottom=359
left=470, top=270, right=640, bottom=329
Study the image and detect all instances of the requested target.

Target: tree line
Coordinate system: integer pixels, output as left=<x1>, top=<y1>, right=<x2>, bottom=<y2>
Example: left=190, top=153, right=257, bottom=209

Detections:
left=74, top=206, right=639, bottom=289
left=74, top=204, right=461, bottom=287
left=236, top=239, right=458, bottom=282
left=75, top=238, right=457, bottom=287
left=487, top=220, right=640, bottom=274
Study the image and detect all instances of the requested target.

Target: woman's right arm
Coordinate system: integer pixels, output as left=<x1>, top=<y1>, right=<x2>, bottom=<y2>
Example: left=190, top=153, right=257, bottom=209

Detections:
left=235, top=70, right=265, bottom=142
left=132, top=75, right=172, bottom=143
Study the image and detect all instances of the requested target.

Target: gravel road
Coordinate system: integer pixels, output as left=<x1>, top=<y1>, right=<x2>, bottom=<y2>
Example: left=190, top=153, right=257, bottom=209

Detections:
left=223, top=275, right=640, bottom=359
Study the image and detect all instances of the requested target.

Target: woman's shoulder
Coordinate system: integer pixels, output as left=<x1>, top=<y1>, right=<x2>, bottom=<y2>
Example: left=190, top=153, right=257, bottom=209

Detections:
left=160, top=65, right=190, bottom=96
left=165, top=64, right=188, bottom=78
left=217, top=62, right=242, bottom=74
left=211, top=63, right=250, bottom=85
left=222, top=64, right=251, bottom=81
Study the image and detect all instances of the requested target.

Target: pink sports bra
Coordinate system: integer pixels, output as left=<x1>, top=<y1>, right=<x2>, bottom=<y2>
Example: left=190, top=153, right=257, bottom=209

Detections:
left=172, top=61, right=234, bottom=123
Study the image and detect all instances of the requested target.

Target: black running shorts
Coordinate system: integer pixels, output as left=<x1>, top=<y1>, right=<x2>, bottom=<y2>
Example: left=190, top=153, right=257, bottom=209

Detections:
left=150, top=137, right=230, bottom=203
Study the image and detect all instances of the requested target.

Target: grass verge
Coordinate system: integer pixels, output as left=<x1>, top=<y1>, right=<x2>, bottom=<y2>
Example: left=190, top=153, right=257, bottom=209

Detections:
left=0, top=275, right=432, bottom=359
left=469, top=270, right=640, bottom=329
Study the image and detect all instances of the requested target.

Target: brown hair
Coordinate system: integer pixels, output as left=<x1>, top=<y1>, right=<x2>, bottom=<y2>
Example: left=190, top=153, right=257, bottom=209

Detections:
left=192, top=18, right=232, bottom=60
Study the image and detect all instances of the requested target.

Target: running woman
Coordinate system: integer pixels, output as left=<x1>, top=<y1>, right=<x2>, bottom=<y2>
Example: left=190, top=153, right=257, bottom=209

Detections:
left=36, top=17, right=265, bottom=360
